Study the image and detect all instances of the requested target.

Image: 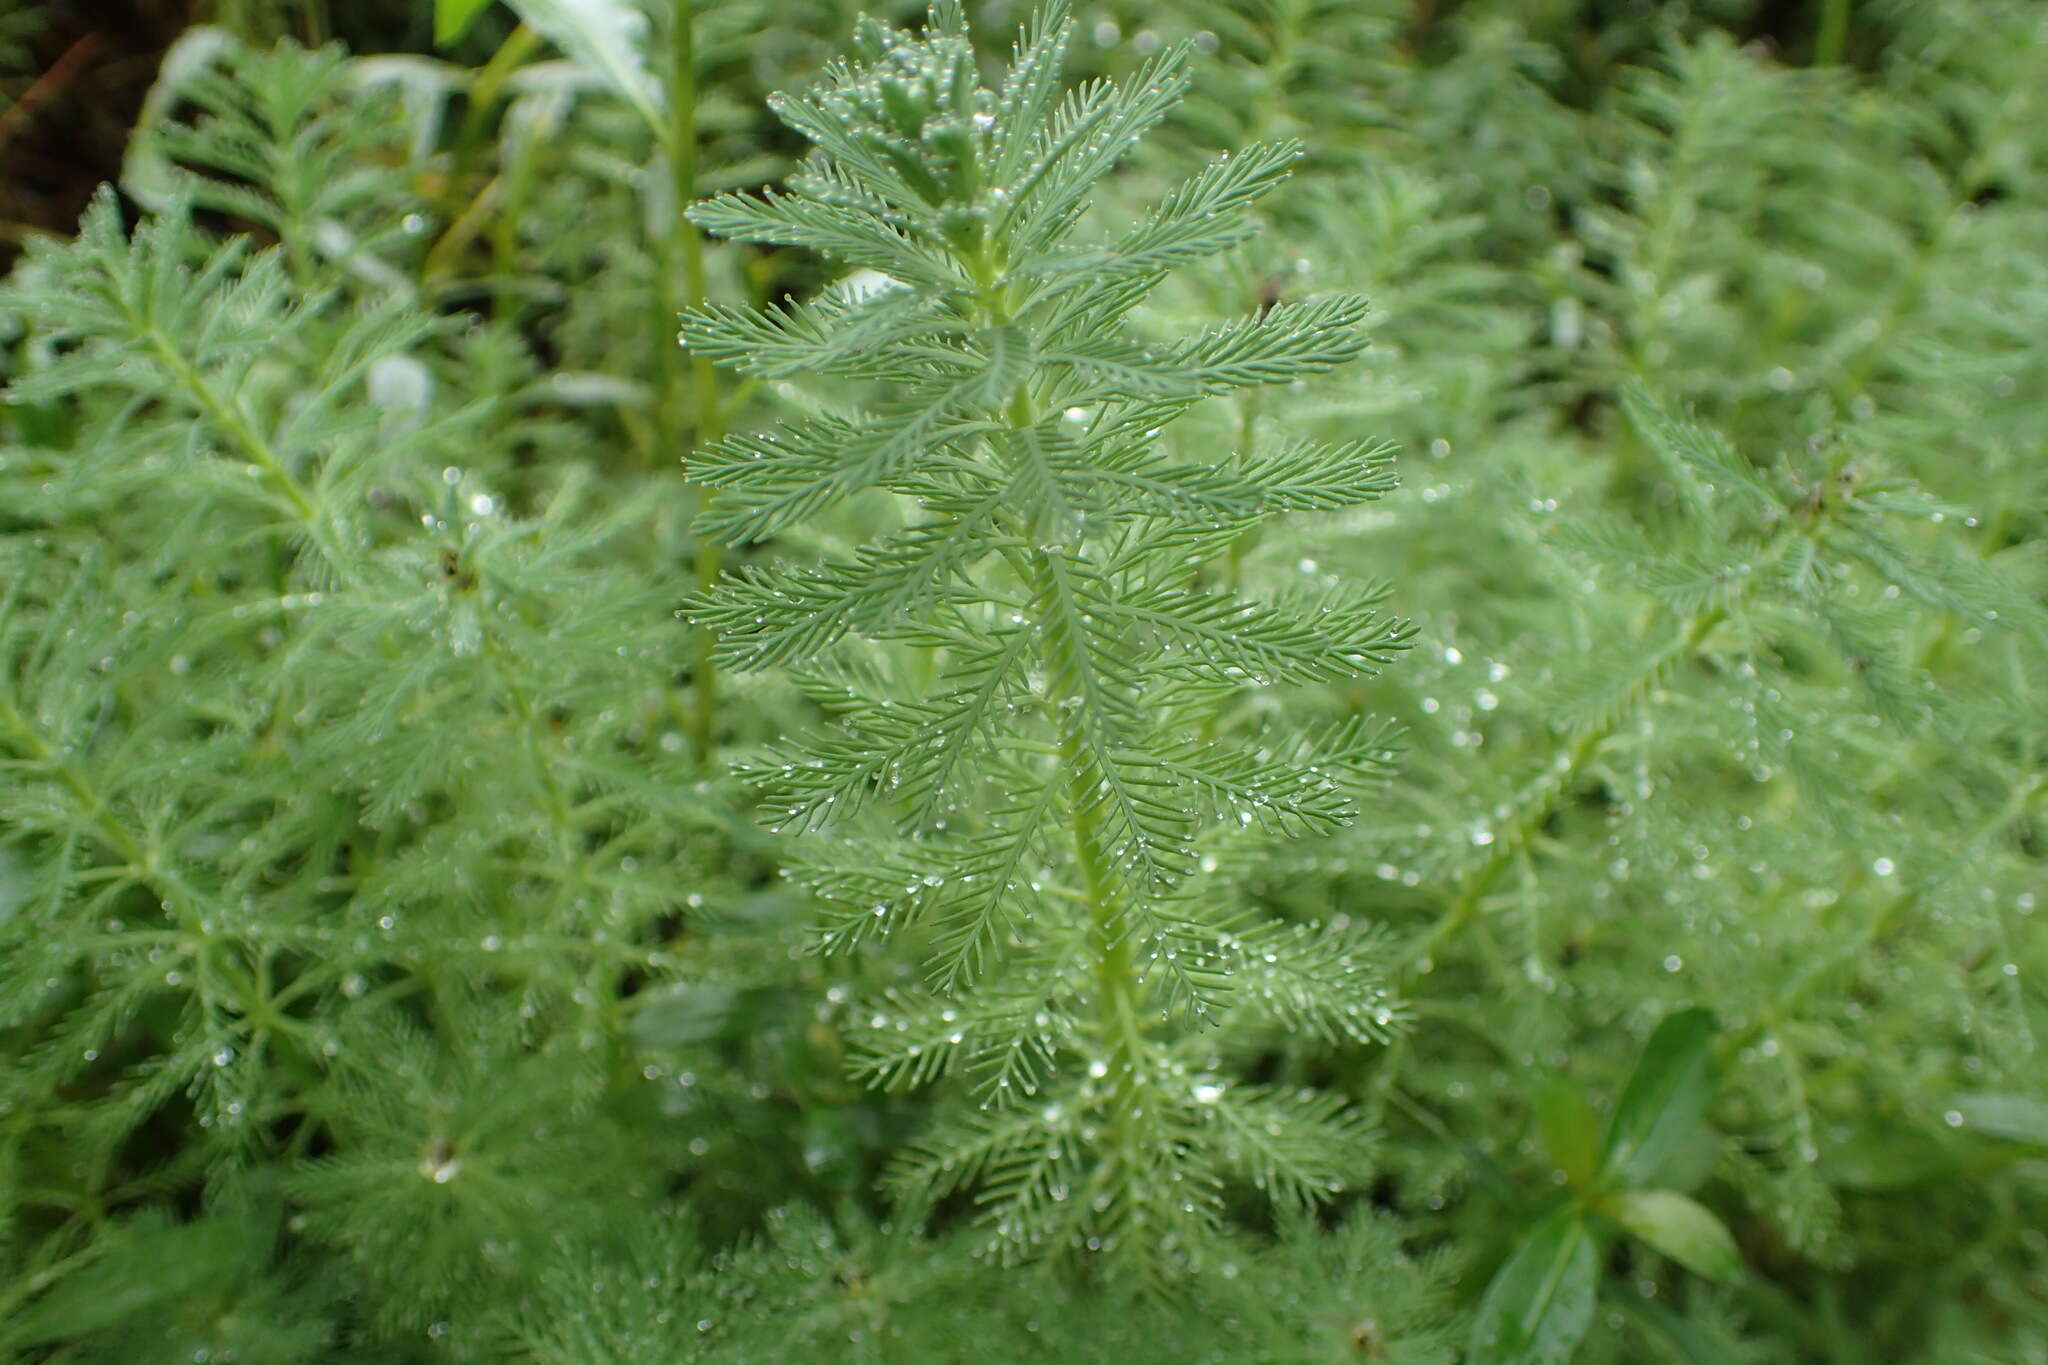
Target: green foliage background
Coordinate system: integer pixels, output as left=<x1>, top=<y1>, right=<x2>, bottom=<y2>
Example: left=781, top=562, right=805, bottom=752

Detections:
left=1, top=0, right=2044, bottom=1361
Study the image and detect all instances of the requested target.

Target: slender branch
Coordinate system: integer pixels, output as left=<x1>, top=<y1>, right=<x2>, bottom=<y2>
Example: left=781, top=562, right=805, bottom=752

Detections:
left=1400, top=603, right=1727, bottom=974
left=1722, top=767, right=2047, bottom=1060
left=1832, top=65, right=2032, bottom=403
left=142, top=327, right=360, bottom=588
left=450, top=23, right=541, bottom=191
left=1814, top=0, right=1852, bottom=67
left=668, top=0, right=726, bottom=764
left=0, top=692, right=153, bottom=876
left=669, top=0, right=719, bottom=447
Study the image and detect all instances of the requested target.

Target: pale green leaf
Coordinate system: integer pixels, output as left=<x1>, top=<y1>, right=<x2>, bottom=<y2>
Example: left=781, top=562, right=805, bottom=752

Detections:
left=1601, top=1007, right=1718, bottom=1186
left=1604, top=1189, right=1744, bottom=1284
left=1469, top=1209, right=1599, bottom=1365
left=507, top=0, right=663, bottom=134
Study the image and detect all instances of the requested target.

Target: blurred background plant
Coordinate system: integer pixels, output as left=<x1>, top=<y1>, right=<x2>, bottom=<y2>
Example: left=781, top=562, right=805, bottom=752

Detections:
left=1, top=1, right=2043, bottom=1361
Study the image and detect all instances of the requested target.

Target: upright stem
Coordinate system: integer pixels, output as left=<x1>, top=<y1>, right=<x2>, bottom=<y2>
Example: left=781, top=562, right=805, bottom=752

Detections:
left=1058, top=719, right=1148, bottom=1154
left=1401, top=602, right=1728, bottom=973
left=1814, top=0, right=1852, bottom=66
left=667, top=0, right=726, bottom=763
left=143, top=328, right=359, bottom=590
left=977, top=246, right=1150, bottom=1168
left=451, top=24, right=541, bottom=191
left=669, top=2, right=718, bottom=444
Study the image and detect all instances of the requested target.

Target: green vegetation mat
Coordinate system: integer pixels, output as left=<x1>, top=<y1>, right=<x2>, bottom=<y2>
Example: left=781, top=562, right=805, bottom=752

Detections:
left=1, top=1, right=2043, bottom=1360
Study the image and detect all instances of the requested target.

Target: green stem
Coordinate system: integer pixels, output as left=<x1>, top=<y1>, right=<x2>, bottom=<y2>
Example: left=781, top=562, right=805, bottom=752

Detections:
left=665, top=0, right=726, bottom=764
left=1721, top=767, right=2047, bottom=1061
left=978, top=241, right=1149, bottom=1180
left=0, top=693, right=153, bottom=876
left=452, top=24, right=541, bottom=190
left=0, top=694, right=218, bottom=1010
left=1832, top=73, right=2026, bottom=404
left=1401, top=603, right=1728, bottom=973
left=146, top=332, right=315, bottom=524
left=1060, top=719, right=1148, bottom=1149
left=1814, top=0, right=1851, bottom=66
left=143, top=329, right=360, bottom=588
left=669, top=1, right=717, bottom=441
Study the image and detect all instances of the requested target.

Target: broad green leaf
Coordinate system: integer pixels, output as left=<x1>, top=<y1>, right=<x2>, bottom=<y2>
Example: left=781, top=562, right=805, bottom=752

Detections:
left=1601, top=1007, right=1718, bottom=1186
left=435, top=0, right=497, bottom=45
left=1603, top=1188, right=1743, bottom=1283
left=1535, top=1077, right=1602, bottom=1189
left=1947, top=1094, right=2048, bottom=1148
left=1469, top=1209, right=1599, bottom=1365
left=508, top=0, right=664, bottom=134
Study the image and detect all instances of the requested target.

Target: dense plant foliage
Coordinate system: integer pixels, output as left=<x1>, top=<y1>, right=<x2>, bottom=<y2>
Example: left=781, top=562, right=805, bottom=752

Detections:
left=1, top=1, right=2043, bottom=1361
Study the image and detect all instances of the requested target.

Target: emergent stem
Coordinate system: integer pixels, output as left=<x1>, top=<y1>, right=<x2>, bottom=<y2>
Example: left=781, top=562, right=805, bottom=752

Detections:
left=981, top=243, right=1150, bottom=1182
left=1814, top=0, right=1852, bottom=66
left=668, top=0, right=726, bottom=764
left=1059, top=717, right=1149, bottom=1157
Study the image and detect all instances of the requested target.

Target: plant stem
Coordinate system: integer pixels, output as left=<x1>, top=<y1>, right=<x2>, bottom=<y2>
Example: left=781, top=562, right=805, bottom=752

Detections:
left=666, top=0, right=726, bottom=764
left=1832, top=73, right=2027, bottom=404
left=978, top=239, right=1150, bottom=1191
left=1814, top=0, right=1852, bottom=66
left=1722, top=766, right=2047, bottom=1060
left=0, top=34, right=100, bottom=163
left=0, top=693, right=222, bottom=1023
left=142, top=328, right=364, bottom=589
left=453, top=24, right=541, bottom=184
left=0, top=693, right=153, bottom=876
left=1400, top=603, right=1728, bottom=973
left=669, top=1, right=718, bottom=445
left=1060, top=718, right=1148, bottom=1155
